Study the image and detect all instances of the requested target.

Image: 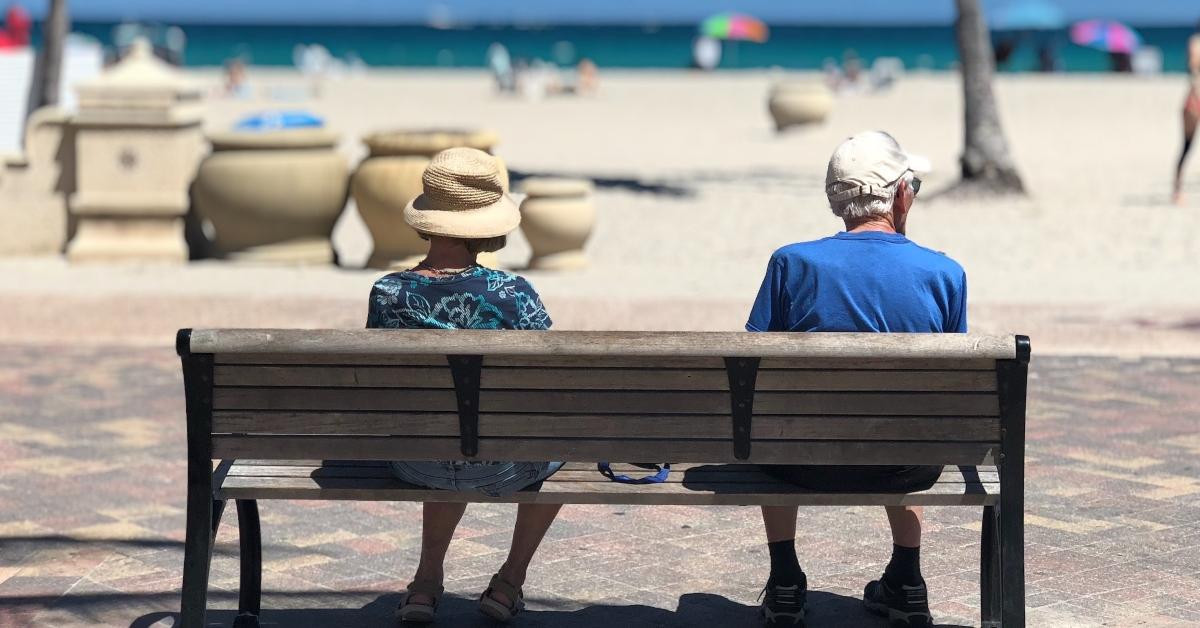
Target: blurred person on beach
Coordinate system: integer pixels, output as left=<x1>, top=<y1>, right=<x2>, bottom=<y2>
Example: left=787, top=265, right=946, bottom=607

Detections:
left=221, top=58, right=251, bottom=98
left=366, top=148, right=560, bottom=624
left=747, top=131, right=965, bottom=628
left=576, top=58, right=598, bottom=95
left=1174, top=21, right=1200, bottom=205
left=0, top=4, right=30, bottom=49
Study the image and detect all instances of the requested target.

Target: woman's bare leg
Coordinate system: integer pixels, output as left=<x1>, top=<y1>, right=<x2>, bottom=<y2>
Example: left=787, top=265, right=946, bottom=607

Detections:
left=490, top=503, right=563, bottom=606
left=408, top=502, right=469, bottom=604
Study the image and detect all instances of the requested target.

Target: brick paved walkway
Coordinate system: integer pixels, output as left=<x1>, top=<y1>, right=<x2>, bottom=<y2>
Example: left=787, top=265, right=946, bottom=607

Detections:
left=1, top=347, right=1198, bottom=627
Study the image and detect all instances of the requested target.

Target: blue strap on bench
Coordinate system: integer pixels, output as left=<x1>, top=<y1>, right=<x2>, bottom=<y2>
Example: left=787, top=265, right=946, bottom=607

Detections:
left=597, top=462, right=671, bottom=484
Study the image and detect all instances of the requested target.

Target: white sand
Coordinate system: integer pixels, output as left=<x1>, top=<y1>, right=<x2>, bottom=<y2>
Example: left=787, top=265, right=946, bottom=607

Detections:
left=2, top=70, right=1198, bottom=355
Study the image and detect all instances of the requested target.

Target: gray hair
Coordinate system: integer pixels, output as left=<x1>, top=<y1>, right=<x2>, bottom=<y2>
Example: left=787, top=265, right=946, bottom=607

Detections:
left=828, top=171, right=912, bottom=220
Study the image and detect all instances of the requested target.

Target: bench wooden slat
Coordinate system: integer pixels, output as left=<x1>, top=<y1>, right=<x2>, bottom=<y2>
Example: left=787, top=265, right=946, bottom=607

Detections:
left=211, top=435, right=996, bottom=465
left=192, top=329, right=1017, bottom=359
left=215, top=461, right=999, bottom=506
left=223, top=462, right=1001, bottom=486
left=212, top=388, right=999, bottom=416
left=214, top=365, right=997, bottom=392
left=212, top=411, right=1001, bottom=441
left=223, top=459, right=1001, bottom=479
left=215, top=353, right=997, bottom=371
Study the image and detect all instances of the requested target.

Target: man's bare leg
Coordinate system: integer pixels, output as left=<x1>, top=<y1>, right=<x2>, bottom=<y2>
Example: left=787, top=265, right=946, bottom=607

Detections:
left=885, top=505, right=923, bottom=548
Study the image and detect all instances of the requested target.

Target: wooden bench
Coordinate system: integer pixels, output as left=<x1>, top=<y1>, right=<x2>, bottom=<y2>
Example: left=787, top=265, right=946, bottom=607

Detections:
left=177, top=328, right=1030, bottom=628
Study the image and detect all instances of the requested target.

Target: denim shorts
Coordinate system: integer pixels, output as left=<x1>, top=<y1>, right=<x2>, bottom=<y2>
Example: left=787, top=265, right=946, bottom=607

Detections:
left=389, top=460, right=565, bottom=498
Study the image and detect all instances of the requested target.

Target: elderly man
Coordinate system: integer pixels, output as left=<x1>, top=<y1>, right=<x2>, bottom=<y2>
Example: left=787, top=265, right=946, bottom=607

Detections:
left=747, top=131, right=966, bottom=628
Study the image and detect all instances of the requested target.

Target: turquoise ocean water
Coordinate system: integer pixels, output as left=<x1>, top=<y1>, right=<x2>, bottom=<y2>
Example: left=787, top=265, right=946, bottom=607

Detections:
left=71, top=22, right=1194, bottom=73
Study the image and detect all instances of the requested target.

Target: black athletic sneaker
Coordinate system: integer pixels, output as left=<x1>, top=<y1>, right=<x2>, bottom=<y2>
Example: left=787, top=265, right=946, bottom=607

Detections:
left=760, top=579, right=807, bottom=627
left=863, top=578, right=932, bottom=627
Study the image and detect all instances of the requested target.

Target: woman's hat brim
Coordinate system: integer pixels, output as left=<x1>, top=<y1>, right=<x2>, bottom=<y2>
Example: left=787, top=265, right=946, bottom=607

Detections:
left=403, top=192, right=521, bottom=239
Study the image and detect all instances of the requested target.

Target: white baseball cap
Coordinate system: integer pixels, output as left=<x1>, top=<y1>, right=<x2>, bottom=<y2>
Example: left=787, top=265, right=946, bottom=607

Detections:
left=825, top=131, right=913, bottom=203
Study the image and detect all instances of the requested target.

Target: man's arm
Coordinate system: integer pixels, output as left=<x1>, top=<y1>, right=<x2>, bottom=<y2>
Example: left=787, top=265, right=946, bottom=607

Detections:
left=746, top=257, right=787, bottom=332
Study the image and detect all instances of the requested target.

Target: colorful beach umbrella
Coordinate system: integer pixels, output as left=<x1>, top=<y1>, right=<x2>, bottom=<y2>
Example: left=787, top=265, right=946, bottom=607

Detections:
left=700, top=13, right=769, bottom=44
left=991, top=0, right=1066, bottom=31
left=1069, top=20, right=1141, bottom=54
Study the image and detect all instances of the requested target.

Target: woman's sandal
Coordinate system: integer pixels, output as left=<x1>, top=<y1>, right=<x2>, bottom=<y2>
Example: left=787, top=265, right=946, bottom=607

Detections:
left=478, top=572, right=525, bottom=623
left=396, top=580, right=444, bottom=624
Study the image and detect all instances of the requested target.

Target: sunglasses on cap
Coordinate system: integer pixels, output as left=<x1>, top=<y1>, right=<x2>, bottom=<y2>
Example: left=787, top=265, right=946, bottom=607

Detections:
left=890, top=170, right=921, bottom=196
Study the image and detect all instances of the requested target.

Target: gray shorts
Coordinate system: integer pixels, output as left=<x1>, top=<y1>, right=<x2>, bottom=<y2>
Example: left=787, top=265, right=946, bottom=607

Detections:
left=389, top=460, right=565, bottom=498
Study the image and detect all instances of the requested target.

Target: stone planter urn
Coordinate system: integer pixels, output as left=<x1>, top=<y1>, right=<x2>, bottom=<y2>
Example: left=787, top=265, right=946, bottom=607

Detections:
left=352, top=129, right=502, bottom=269
left=518, top=177, right=595, bottom=271
left=767, top=82, right=834, bottom=132
left=192, top=128, right=348, bottom=263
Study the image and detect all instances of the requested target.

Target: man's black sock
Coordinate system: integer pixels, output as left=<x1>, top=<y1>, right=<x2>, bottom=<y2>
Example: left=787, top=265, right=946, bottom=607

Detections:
left=767, top=539, right=805, bottom=587
left=882, top=544, right=922, bottom=587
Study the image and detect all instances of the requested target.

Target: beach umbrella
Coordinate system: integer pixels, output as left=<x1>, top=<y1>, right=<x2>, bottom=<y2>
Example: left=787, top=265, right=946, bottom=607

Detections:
left=1069, top=20, right=1141, bottom=54
left=699, top=13, right=769, bottom=44
left=991, top=0, right=1066, bottom=31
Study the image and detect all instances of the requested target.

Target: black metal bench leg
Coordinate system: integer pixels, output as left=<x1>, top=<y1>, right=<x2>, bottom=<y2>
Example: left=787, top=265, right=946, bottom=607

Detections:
left=999, top=493, right=1025, bottom=627
left=181, top=497, right=224, bottom=628
left=980, top=504, right=1002, bottom=628
left=233, top=499, right=263, bottom=628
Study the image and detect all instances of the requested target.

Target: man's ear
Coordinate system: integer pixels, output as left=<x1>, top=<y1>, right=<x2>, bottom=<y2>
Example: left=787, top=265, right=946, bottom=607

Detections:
left=892, top=179, right=909, bottom=213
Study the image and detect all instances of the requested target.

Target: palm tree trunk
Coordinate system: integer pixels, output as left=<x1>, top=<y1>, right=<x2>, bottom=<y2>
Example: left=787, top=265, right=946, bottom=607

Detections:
left=955, top=0, right=1024, bottom=193
left=29, top=0, right=69, bottom=110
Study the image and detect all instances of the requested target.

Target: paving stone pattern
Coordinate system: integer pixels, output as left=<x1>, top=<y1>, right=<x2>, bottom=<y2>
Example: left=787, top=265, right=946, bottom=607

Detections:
left=0, top=347, right=1198, bottom=627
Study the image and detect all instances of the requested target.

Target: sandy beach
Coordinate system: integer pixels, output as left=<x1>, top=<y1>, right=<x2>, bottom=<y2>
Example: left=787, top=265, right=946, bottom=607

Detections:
left=2, top=69, right=1198, bottom=355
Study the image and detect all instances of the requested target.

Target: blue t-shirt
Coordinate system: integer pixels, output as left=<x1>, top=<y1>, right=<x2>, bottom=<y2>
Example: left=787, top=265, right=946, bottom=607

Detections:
left=367, top=266, right=552, bottom=331
left=746, top=231, right=967, bottom=333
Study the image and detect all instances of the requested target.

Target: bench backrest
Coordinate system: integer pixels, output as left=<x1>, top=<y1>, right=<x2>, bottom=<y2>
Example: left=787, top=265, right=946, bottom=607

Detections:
left=178, top=329, right=1029, bottom=467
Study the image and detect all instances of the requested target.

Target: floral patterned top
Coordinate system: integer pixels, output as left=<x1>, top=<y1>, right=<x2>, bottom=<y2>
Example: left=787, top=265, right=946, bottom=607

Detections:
left=366, top=266, right=552, bottom=331
left=367, top=266, right=554, bottom=474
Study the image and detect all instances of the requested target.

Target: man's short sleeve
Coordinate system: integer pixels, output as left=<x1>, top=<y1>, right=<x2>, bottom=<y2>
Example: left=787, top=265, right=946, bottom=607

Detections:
left=746, top=256, right=787, bottom=332
left=947, top=271, right=968, bottom=333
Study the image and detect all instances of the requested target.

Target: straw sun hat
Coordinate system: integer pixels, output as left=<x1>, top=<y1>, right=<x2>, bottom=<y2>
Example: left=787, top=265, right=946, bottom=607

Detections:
left=403, top=147, right=519, bottom=239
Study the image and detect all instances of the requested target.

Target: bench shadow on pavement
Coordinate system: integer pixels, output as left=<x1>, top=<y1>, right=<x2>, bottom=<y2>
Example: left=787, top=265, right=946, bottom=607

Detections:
left=130, top=591, right=970, bottom=627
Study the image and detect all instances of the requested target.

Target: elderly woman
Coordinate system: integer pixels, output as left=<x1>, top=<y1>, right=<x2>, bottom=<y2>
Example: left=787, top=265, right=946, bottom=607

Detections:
left=367, top=147, right=561, bottom=623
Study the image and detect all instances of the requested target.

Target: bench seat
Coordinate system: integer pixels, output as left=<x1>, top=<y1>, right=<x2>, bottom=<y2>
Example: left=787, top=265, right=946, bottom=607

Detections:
left=216, top=460, right=1000, bottom=506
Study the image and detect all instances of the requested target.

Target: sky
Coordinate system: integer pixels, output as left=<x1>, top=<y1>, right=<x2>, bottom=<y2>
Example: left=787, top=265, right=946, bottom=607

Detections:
left=33, top=0, right=1200, bottom=26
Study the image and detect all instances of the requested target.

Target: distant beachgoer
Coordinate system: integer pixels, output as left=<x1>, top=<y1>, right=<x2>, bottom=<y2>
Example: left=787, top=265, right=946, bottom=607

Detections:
left=993, top=37, right=1017, bottom=67
left=221, top=59, right=251, bottom=98
left=1174, top=21, right=1200, bottom=205
left=0, top=4, right=31, bottom=49
left=487, top=42, right=515, bottom=93
left=842, top=50, right=863, bottom=90
left=1037, top=43, right=1059, bottom=73
left=693, top=36, right=721, bottom=71
left=1109, top=51, right=1133, bottom=73
left=822, top=58, right=844, bottom=90
left=576, top=58, right=598, bottom=95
